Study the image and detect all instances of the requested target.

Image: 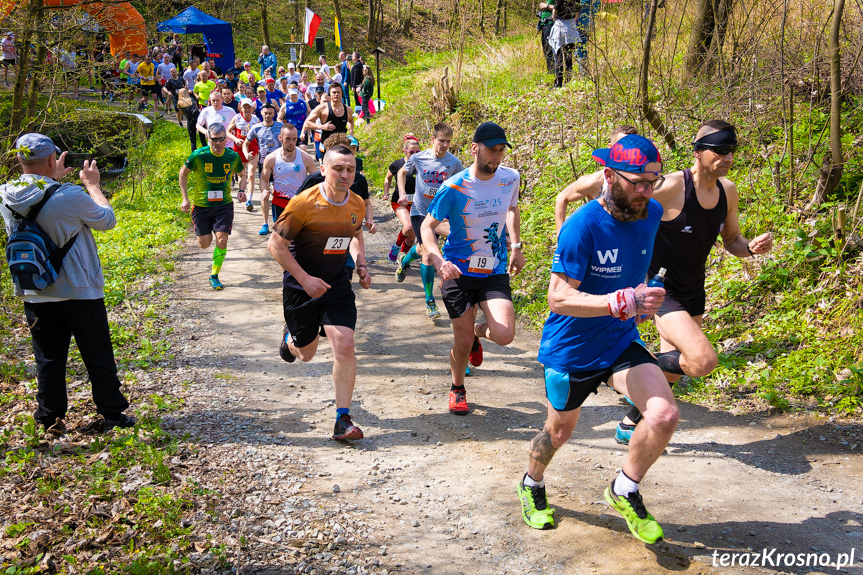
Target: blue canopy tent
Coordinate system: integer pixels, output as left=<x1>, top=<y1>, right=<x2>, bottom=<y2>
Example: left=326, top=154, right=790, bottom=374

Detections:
left=157, top=7, right=234, bottom=72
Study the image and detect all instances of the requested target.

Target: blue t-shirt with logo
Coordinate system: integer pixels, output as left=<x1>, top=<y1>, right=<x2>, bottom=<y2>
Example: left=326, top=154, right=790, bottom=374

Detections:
left=282, top=99, right=307, bottom=132
left=538, top=198, right=663, bottom=372
left=428, top=166, right=520, bottom=277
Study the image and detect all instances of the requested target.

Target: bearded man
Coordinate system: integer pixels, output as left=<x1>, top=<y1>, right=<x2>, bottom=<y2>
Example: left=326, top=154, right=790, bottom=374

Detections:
left=515, top=135, right=675, bottom=546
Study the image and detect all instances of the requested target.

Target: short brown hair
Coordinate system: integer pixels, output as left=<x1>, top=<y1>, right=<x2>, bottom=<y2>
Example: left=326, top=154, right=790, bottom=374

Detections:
left=611, top=125, right=638, bottom=138
left=432, top=123, right=453, bottom=140
left=323, top=133, right=351, bottom=149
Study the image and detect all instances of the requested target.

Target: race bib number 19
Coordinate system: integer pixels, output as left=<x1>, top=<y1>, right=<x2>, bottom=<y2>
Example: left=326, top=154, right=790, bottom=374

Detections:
left=207, top=189, right=224, bottom=202
left=323, top=236, right=350, bottom=254
left=468, top=255, right=494, bottom=274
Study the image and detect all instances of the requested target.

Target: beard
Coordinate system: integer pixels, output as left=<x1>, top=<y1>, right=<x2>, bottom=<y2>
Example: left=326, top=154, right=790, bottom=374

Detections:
left=606, top=178, right=649, bottom=222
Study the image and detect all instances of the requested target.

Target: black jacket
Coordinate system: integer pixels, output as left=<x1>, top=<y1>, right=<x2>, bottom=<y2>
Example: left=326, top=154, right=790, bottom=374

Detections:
left=350, top=59, right=365, bottom=88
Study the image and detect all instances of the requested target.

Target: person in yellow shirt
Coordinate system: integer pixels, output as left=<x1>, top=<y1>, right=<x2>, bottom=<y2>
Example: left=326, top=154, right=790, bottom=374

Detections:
left=239, top=61, right=261, bottom=85
left=193, top=71, right=216, bottom=107
left=136, top=53, right=160, bottom=111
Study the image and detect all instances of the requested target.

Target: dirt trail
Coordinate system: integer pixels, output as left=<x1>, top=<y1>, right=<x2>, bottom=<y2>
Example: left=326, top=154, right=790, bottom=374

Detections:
left=169, top=184, right=863, bottom=575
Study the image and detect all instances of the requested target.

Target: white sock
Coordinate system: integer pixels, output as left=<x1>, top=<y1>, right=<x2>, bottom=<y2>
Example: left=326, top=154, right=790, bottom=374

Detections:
left=613, top=470, right=639, bottom=497
left=523, top=473, right=544, bottom=488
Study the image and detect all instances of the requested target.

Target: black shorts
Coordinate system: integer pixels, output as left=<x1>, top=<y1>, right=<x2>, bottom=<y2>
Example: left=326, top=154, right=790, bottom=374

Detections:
left=440, top=273, right=512, bottom=319
left=408, top=214, right=440, bottom=243
left=283, top=279, right=356, bottom=348
left=140, top=83, right=160, bottom=96
left=191, top=202, right=234, bottom=236
left=657, top=289, right=706, bottom=317
left=544, top=342, right=659, bottom=412
left=2, top=58, right=15, bottom=67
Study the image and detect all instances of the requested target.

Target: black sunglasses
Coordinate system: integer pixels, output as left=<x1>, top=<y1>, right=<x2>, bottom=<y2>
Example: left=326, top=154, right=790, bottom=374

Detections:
left=612, top=170, right=665, bottom=192
left=698, top=144, right=737, bottom=156
left=210, top=136, right=227, bottom=143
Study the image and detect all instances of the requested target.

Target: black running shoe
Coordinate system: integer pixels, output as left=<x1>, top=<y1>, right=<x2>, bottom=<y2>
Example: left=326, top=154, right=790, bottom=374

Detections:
left=332, top=414, right=364, bottom=441
left=101, top=413, right=137, bottom=433
left=280, top=324, right=296, bottom=363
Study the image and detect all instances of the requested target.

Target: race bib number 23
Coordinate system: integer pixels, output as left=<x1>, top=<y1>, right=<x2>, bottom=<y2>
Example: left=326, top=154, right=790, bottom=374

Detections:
left=323, top=236, right=350, bottom=254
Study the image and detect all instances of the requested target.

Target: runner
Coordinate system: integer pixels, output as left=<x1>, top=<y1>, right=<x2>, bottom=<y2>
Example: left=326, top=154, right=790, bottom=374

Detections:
left=554, top=125, right=639, bottom=232
left=242, top=104, right=284, bottom=230
left=613, top=120, right=774, bottom=445
left=297, top=133, right=376, bottom=246
left=384, top=134, right=421, bottom=262
left=178, top=123, right=245, bottom=290
left=268, top=144, right=371, bottom=441
left=193, top=71, right=216, bottom=107
left=2, top=32, right=16, bottom=86
left=395, top=123, right=463, bottom=319
left=163, top=67, right=185, bottom=113
left=259, top=124, right=317, bottom=225
left=196, top=91, right=237, bottom=150
left=514, top=134, right=673, bottom=544
left=225, top=98, right=261, bottom=206
left=156, top=53, right=176, bottom=112
left=421, top=122, right=523, bottom=415
left=278, top=85, right=310, bottom=147
left=124, top=53, right=140, bottom=104
left=303, top=83, right=353, bottom=148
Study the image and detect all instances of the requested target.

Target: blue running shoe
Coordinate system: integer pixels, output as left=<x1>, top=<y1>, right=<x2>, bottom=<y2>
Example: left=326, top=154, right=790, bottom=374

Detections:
left=615, top=422, right=635, bottom=445
left=388, top=243, right=400, bottom=262
left=209, top=275, right=223, bottom=290
left=259, top=223, right=269, bottom=235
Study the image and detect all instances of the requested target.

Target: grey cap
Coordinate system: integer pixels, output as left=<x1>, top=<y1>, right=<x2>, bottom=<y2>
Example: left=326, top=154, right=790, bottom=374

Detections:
left=16, top=133, right=60, bottom=160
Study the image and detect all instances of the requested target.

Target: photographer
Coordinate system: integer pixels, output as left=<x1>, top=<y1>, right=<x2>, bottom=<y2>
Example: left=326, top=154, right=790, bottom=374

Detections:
left=0, top=133, right=136, bottom=434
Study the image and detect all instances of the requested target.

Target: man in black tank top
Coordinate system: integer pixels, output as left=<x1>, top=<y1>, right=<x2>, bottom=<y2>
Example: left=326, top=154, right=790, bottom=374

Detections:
left=303, top=83, right=354, bottom=150
left=615, top=120, right=774, bottom=445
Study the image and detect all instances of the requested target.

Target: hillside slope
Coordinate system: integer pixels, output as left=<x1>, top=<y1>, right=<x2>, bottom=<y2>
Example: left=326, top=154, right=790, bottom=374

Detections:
left=357, top=33, right=863, bottom=419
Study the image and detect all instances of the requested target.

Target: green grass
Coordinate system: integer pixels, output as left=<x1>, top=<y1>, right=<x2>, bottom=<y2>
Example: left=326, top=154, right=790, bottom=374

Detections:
left=359, top=34, right=863, bottom=417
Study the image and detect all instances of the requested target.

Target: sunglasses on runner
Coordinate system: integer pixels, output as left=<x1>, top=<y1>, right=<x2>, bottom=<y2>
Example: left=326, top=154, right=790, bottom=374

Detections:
left=210, top=136, right=227, bottom=143
left=612, top=170, right=665, bottom=192
left=700, top=144, right=737, bottom=156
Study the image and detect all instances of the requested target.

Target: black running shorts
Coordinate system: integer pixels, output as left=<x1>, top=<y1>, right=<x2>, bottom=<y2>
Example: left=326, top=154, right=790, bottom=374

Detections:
left=191, top=202, right=234, bottom=236
left=411, top=214, right=438, bottom=246
left=656, top=289, right=706, bottom=318
left=282, top=279, right=356, bottom=348
left=544, top=342, right=659, bottom=412
left=440, top=273, right=512, bottom=319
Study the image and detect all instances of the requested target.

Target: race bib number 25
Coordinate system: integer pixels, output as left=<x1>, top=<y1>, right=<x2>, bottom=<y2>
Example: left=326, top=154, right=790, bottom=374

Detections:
left=323, top=236, right=350, bottom=254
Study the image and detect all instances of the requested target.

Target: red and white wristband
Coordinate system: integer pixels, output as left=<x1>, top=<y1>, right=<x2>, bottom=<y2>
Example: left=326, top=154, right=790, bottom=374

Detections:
left=607, top=288, right=637, bottom=321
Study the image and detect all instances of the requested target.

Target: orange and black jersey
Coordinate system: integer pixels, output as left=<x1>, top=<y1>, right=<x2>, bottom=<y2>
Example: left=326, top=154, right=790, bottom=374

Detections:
left=273, top=183, right=365, bottom=291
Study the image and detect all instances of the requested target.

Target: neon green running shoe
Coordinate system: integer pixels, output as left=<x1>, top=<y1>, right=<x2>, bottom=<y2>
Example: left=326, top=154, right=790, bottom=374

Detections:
left=516, top=475, right=555, bottom=530
left=603, top=483, right=664, bottom=544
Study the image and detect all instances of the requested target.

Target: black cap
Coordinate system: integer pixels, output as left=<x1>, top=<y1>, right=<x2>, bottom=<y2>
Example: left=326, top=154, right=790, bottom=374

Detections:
left=315, top=86, right=326, bottom=93
left=473, top=122, right=511, bottom=149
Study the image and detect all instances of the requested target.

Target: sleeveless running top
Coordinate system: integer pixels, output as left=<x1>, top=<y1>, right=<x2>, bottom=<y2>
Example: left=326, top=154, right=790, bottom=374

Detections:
left=272, top=148, right=308, bottom=208
left=233, top=113, right=261, bottom=139
left=282, top=99, right=307, bottom=133
left=648, top=168, right=728, bottom=294
left=320, top=101, right=349, bottom=144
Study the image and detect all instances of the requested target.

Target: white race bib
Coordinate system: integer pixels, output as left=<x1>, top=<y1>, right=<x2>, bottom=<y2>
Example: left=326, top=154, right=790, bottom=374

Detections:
left=423, top=187, right=437, bottom=200
left=323, top=236, right=350, bottom=254
left=468, top=254, right=495, bottom=275
left=405, top=194, right=415, bottom=203
left=207, top=189, right=224, bottom=202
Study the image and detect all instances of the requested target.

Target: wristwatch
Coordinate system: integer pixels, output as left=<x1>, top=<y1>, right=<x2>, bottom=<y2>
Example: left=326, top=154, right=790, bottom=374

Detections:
left=511, top=242, right=523, bottom=249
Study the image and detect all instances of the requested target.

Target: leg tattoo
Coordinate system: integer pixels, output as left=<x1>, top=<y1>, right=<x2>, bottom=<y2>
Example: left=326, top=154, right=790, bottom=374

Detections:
left=529, top=427, right=558, bottom=466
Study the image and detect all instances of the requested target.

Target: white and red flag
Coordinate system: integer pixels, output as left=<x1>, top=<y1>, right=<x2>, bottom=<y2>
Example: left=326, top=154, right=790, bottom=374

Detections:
left=304, top=8, right=322, bottom=47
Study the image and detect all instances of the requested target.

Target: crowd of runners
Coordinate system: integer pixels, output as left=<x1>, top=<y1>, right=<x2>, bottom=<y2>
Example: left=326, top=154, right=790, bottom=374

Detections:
left=176, top=104, right=773, bottom=543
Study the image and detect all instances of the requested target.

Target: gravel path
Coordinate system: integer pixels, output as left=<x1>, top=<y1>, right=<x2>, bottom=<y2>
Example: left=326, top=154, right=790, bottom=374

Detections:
left=158, top=180, right=863, bottom=575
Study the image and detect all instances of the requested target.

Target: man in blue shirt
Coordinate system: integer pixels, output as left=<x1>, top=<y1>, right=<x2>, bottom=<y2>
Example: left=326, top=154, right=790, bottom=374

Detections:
left=422, top=123, right=524, bottom=416
left=515, top=135, right=675, bottom=546
left=258, top=45, right=277, bottom=78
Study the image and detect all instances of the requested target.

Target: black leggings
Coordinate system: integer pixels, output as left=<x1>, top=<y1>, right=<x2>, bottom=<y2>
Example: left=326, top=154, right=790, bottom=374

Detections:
left=180, top=106, right=207, bottom=152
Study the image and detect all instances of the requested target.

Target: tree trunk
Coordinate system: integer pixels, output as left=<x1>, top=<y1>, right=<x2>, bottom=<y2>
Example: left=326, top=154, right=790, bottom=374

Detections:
left=640, top=0, right=676, bottom=150
left=707, top=0, right=731, bottom=60
left=493, top=0, right=502, bottom=36
left=26, top=11, right=48, bottom=119
left=683, top=0, right=716, bottom=78
left=367, top=0, right=376, bottom=43
left=260, top=0, right=271, bottom=48
left=10, top=0, right=40, bottom=133
left=402, top=0, right=414, bottom=34
left=808, top=0, right=845, bottom=210
left=478, top=0, right=484, bottom=33
left=502, top=0, right=507, bottom=35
